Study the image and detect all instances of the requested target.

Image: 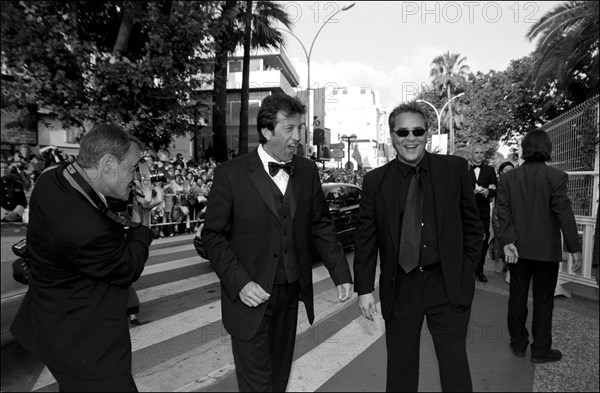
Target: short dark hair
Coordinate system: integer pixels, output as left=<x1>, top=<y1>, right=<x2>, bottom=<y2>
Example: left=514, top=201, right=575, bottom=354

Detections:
left=256, top=94, right=306, bottom=144
left=521, top=129, right=552, bottom=162
left=77, top=123, right=142, bottom=168
left=388, top=101, right=430, bottom=132
left=497, top=161, right=515, bottom=174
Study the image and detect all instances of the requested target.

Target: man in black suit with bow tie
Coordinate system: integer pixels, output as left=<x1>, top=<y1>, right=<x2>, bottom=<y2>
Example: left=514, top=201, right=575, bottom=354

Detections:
left=469, top=144, right=498, bottom=282
left=202, top=93, right=353, bottom=392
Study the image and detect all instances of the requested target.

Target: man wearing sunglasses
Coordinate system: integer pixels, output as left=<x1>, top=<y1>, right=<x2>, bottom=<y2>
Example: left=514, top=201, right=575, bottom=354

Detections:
left=354, top=101, right=483, bottom=391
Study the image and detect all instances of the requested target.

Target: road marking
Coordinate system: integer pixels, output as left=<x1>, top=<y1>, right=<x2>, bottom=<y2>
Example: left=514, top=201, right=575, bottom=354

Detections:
left=140, top=284, right=359, bottom=392
left=148, top=244, right=196, bottom=257
left=29, top=264, right=362, bottom=391
left=287, top=302, right=385, bottom=392
left=142, top=257, right=204, bottom=276
left=137, top=273, right=219, bottom=303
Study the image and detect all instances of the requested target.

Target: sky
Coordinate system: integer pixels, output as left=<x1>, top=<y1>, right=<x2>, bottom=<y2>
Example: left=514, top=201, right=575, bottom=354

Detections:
left=278, top=1, right=563, bottom=114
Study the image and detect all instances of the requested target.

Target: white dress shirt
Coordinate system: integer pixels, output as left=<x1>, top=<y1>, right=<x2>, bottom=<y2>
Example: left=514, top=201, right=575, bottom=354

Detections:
left=258, top=144, right=290, bottom=195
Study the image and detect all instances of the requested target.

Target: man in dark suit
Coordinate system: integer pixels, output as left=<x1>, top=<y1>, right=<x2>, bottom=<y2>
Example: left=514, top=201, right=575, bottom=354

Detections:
left=496, top=129, right=582, bottom=364
left=354, top=101, right=483, bottom=392
left=469, top=144, right=498, bottom=282
left=10, top=124, right=163, bottom=391
left=202, top=94, right=353, bottom=392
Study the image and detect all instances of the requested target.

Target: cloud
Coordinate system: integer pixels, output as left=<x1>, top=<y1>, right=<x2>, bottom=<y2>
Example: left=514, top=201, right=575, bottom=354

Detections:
left=290, top=44, right=443, bottom=113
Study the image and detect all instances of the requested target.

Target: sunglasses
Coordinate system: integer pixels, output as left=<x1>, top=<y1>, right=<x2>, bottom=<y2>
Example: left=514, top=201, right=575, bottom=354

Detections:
left=392, top=128, right=427, bottom=137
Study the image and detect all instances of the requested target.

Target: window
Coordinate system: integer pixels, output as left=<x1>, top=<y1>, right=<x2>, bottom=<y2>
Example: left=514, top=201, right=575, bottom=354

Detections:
left=344, top=187, right=361, bottom=206
left=326, top=187, right=344, bottom=207
left=250, top=59, right=261, bottom=72
left=228, top=60, right=242, bottom=73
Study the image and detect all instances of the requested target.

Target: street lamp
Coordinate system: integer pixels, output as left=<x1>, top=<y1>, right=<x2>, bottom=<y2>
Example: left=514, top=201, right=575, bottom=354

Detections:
left=341, top=133, right=357, bottom=169
left=279, top=2, right=356, bottom=156
left=417, top=92, right=464, bottom=154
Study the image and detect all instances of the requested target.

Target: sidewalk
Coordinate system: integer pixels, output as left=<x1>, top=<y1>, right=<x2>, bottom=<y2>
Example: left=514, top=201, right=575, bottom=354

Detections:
left=477, top=262, right=599, bottom=392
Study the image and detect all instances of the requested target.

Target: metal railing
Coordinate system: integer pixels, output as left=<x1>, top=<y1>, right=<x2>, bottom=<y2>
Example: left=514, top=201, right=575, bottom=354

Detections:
left=541, top=96, right=599, bottom=288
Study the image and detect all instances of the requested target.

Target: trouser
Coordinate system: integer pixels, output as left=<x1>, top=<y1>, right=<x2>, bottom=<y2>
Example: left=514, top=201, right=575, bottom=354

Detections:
left=476, top=211, right=491, bottom=275
left=231, top=281, right=299, bottom=392
left=507, top=259, right=559, bottom=356
left=385, top=265, right=472, bottom=392
left=54, top=369, right=137, bottom=392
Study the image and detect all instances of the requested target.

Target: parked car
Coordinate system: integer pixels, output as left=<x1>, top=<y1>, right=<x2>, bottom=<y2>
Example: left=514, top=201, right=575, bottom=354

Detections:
left=321, top=183, right=362, bottom=250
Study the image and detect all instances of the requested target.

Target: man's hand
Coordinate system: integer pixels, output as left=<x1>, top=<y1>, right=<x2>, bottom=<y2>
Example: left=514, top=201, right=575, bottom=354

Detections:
left=131, top=180, right=164, bottom=226
left=3, top=210, right=21, bottom=222
left=571, top=251, right=583, bottom=271
left=239, top=281, right=270, bottom=308
left=504, top=243, right=519, bottom=264
left=480, top=188, right=490, bottom=198
left=337, top=283, right=353, bottom=302
left=358, top=293, right=377, bottom=321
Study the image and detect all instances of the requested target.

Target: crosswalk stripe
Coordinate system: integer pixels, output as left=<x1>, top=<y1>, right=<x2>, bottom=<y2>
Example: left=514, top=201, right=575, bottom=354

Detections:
left=287, top=303, right=385, bottom=392
left=137, top=273, right=219, bottom=304
left=136, top=284, right=359, bottom=392
left=170, top=268, right=381, bottom=392
left=30, top=263, right=357, bottom=391
left=148, top=244, right=195, bottom=257
left=142, top=256, right=204, bottom=276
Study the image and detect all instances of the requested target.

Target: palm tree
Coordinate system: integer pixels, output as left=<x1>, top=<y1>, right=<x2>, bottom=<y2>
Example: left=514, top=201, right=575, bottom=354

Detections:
left=429, top=52, right=470, bottom=153
left=527, top=1, right=599, bottom=92
left=211, top=1, right=292, bottom=161
left=238, top=1, right=293, bottom=155
left=211, top=0, right=240, bottom=163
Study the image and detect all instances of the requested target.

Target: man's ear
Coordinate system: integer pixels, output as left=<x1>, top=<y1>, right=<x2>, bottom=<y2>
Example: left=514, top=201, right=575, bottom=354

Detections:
left=99, top=154, right=118, bottom=174
left=261, top=128, right=273, bottom=142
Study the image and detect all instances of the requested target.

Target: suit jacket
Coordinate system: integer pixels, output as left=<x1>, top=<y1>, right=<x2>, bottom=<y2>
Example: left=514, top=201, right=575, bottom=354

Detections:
left=496, top=161, right=581, bottom=261
left=202, top=149, right=352, bottom=340
left=469, top=164, right=498, bottom=213
left=10, top=165, right=153, bottom=380
left=354, top=153, right=483, bottom=320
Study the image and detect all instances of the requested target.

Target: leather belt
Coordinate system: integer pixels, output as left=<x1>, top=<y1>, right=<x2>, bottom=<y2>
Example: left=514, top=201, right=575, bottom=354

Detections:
left=418, top=262, right=441, bottom=272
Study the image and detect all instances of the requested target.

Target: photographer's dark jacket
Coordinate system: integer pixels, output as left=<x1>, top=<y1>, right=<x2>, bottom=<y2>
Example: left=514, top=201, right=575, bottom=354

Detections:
left=10, top=165, right=153, bottom=381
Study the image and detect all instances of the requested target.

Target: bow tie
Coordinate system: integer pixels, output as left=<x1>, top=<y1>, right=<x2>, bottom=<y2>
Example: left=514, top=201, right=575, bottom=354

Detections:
left=268, top=162, right=295, bottom=177
left=472, top=164, right=482, bottom=169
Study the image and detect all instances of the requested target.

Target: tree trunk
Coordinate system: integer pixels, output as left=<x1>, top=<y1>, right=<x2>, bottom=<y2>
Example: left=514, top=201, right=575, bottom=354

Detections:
left=238, top=0, right=252, bottom=156
left=112, top=5, right=134, bottom=55
left=212, top=45, right=229, bottom=162
left=447, top=84, right=454, bottom=154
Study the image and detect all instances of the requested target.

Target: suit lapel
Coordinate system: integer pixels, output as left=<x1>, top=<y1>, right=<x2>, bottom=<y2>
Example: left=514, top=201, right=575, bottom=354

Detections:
left=381, top=162, right=401, bottom=255
left=289, top=156, right=300, bottom=220
left=428, top=153, right=447, bottom=238
left=248, top=150, right=280, bottom=220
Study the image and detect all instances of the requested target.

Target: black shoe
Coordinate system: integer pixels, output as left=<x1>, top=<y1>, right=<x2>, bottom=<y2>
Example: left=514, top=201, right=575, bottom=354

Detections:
left=129, top=316, right=148, bottom=326
left=531, top=348, right=562, bottom=364
left=510, top=343, right=526, bottom=358
left=476, top=272, right=488, bottom=283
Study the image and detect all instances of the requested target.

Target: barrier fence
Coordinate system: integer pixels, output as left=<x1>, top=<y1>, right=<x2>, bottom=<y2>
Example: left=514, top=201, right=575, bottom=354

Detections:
left=542, top=96, right=599, bottom=288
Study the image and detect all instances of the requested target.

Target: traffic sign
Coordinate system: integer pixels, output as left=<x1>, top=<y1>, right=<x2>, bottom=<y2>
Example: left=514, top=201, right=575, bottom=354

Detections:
left=330, top=150, right=344, bottom=159
left=330, top=143, right=345, bottom=150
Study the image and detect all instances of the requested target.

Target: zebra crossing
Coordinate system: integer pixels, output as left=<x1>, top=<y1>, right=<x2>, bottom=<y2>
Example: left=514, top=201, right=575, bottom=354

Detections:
left=5, top=234, right=382, bottom=392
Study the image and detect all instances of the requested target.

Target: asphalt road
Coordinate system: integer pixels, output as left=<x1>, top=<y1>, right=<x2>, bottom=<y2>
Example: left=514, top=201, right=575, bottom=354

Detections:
left=1, top=234, right=598, bottom=392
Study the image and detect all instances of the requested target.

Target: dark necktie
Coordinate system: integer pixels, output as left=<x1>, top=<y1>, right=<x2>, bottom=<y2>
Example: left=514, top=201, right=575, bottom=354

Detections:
left=398, top=166, right=423, bottom=273
left=268, top=162, right=295, bottom=177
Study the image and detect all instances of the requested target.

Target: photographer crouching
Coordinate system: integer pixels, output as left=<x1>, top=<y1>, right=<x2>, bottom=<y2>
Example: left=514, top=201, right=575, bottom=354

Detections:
left=10, top=123, right=163, bottom=392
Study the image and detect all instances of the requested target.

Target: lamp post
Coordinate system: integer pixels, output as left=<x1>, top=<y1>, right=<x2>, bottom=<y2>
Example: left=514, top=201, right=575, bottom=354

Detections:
left=341, top=133, right=357, bottom=169
left=417, top=92, right=464, bottom=154
left=279, top=2, right=356, bottom=156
